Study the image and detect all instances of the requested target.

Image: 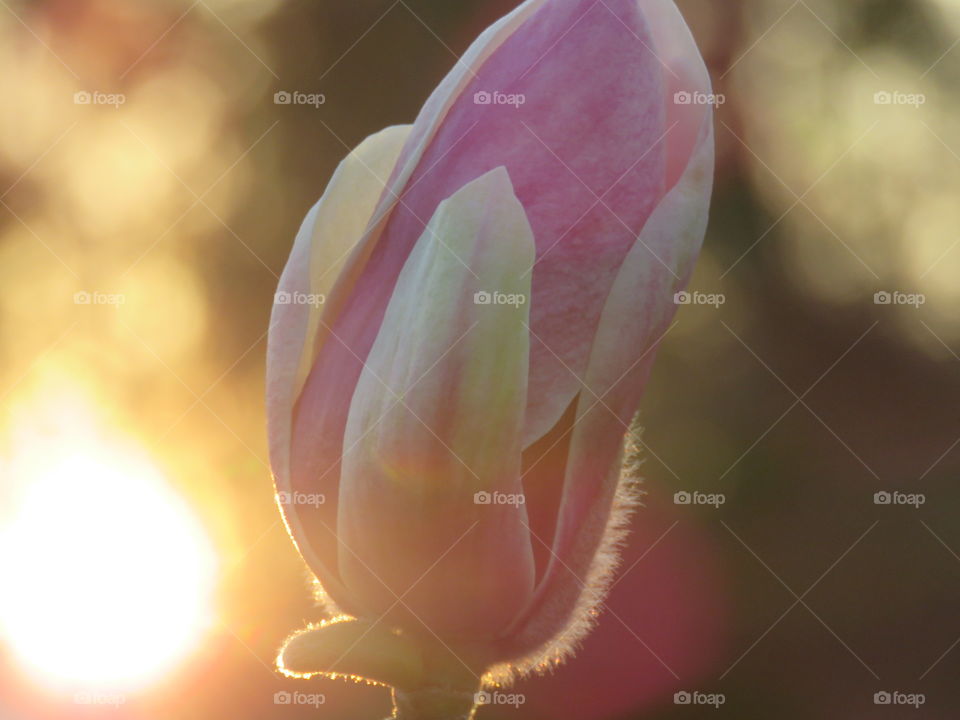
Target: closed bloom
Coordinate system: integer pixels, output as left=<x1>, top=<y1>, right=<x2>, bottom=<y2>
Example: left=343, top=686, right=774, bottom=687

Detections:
left=268, top=0, right=714, bottom=690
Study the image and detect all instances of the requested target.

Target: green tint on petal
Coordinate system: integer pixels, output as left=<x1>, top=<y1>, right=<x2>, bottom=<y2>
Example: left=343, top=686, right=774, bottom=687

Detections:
left=343, top=166, right=534, bottom=496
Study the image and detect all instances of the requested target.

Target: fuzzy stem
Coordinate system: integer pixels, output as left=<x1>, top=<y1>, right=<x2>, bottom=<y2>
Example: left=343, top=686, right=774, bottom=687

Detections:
left=388, top=686, right=479, bottom=720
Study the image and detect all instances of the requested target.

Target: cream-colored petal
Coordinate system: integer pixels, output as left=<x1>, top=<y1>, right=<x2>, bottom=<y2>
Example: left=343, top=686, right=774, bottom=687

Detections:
left=337, top=167, right=537, bottom=637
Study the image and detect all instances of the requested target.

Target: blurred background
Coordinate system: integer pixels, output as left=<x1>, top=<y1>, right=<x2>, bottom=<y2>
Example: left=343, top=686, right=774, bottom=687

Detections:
left=0, top=0, right=958, bottom=717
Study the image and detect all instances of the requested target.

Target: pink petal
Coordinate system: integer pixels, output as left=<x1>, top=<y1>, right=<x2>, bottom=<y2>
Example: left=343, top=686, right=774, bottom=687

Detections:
left=296, top=0, right=668, bottom=482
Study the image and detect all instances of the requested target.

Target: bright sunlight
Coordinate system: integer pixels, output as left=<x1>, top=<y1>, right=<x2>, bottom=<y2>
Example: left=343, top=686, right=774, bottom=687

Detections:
left=0, top=399, right=217, bottom=693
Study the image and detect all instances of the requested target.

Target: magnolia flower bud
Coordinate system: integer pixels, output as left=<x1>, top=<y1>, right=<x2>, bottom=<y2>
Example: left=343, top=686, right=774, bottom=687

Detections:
left=267, top=0, right=713, bottom=706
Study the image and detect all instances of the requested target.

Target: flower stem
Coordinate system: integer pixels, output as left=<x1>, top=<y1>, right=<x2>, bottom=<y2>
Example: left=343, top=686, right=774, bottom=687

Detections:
left=389, top=686, right=479, bottom=720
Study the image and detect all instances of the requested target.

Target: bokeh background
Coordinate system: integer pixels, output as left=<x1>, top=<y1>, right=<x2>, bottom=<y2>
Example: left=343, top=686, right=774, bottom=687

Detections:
left=1, top=0, right=958, bottom=718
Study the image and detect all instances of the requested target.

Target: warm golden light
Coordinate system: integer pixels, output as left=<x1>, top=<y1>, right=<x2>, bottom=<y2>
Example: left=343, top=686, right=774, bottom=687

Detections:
left=0, top=403, right=217, bottom=693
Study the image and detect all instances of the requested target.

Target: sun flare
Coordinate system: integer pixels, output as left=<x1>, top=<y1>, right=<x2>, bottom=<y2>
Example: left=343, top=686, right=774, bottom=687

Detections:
left=0, top=401, right=217, bottom=693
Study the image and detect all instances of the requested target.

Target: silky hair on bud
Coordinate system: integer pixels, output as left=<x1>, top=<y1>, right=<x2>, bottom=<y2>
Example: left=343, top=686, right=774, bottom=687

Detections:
left=484, top=414, right=646, bottom=686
